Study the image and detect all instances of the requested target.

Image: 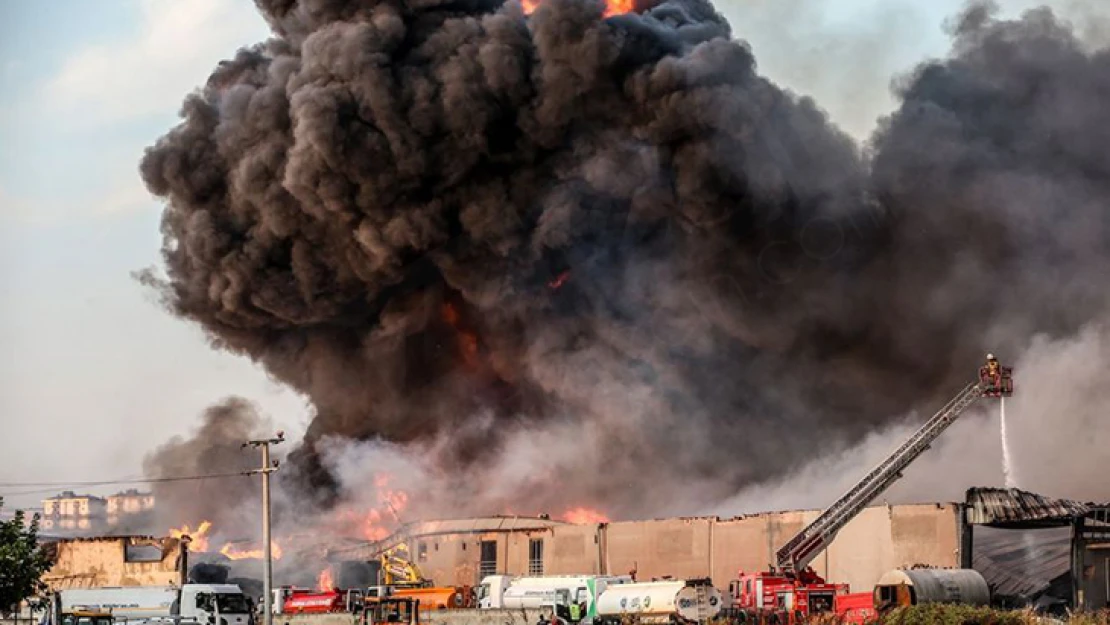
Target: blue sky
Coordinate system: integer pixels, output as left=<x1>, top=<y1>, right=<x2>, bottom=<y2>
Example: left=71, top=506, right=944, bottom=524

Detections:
left=0, top=0, right=1097, bottom=511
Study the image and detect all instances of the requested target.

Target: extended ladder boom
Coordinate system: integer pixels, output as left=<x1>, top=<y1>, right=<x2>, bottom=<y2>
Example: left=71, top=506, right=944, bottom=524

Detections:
left=775, top=381, right=986, bottom=573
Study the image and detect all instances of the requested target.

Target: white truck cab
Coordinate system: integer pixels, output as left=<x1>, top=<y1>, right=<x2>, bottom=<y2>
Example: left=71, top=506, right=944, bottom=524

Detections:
left=477, top=576, right=514, bottom=609
left=55, top=583, right=252, bottom=625
left=179, top=584, right=253, bottom=624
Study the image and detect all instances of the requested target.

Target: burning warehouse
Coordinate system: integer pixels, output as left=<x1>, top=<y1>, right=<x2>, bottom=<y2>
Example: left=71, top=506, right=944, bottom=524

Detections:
left=963, top=488, right=1110, bottom=612
left=330, top=503, right=966, bottom=594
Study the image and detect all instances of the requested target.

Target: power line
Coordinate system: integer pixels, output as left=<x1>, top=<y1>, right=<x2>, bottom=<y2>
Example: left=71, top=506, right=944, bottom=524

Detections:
left=0, top=471, right=255, bottom=498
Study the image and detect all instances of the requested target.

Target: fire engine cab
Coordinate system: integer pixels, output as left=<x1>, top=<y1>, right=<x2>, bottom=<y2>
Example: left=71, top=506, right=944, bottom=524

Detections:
left=730, top=568, right=847, bottom=624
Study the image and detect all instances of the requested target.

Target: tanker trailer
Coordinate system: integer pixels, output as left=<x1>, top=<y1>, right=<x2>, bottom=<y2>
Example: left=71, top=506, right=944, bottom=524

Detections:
left=873, top=568, right=990, bottom=612
left=594, top=579, right=722, bottom=625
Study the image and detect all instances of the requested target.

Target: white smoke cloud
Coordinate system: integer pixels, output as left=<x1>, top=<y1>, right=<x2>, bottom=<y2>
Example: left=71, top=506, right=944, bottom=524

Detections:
left=708, top=320, right=1110, bottom=517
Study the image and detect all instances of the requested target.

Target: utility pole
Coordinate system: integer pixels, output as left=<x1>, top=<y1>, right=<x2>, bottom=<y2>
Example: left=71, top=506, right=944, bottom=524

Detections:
left=243, top=431, right=284, bottom=625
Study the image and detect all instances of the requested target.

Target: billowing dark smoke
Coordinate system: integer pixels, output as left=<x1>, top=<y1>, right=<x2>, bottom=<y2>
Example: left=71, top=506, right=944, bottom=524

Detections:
left=190, top=562, right=231, bottom=584
left=143, top=398, right=267, bottom=527
left=868, top=3, right=1110, bottom=364
left=139, top=0, right=1110, bottom=521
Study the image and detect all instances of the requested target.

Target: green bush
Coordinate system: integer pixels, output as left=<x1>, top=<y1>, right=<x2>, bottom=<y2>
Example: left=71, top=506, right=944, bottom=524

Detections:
left=708, top=605, right=1110, bottom=624
left=879, top=605, right=1110, bottom=625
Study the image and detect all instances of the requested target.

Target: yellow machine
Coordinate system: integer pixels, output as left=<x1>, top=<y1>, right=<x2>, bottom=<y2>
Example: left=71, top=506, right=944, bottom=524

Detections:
left=381, top=543, right=426, bottom=587
left=369, top=543, right=472, bottom=610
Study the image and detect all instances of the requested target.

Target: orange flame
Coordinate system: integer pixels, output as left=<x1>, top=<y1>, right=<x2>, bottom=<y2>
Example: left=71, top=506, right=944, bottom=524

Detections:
left=169, top=521, right=212, bottom=552
left=317, top=568, right=335, bottom=592
left=219, top=540, right=284, bottom=561
left=563, top=507, right=609, bottom=524
left=603, top=0, right=634, bottom=16
left=331, top=473, right=411, bottom=542
left=548, top=271, right=571, bottom=290
left=441, top=302, right=480, bottom=368
left=522, top=0, right=633, bottom=17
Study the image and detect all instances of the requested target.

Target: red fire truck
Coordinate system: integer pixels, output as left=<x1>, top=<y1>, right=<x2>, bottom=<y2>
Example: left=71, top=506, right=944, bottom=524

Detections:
left=833, top=592, right=877, bottom=624
left=727, top=359, right=1012, bottom=624
left=730, top=567, right=846, bottom=624
left=275, top=587, right=365, bottom=614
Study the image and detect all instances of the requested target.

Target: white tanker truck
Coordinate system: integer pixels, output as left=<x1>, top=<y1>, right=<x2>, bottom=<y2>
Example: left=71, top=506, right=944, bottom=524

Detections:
left=591, top=579, right=722, bottom=625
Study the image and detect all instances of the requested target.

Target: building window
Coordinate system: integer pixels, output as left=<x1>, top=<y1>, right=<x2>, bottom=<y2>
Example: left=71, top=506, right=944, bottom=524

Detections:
left=528, top=538, right=544, bottom=576
left=479, top=540, right=497, bottom=578
left=417, top=542, right=428, bottom=562
left=125, top=544, right=164, bottom=563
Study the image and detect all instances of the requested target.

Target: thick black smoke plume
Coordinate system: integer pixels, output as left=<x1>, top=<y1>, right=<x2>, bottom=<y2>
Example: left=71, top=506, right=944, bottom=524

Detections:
left=189, top=562, right=231, bottom=584
left=140, top=0, right=1110, bottom=520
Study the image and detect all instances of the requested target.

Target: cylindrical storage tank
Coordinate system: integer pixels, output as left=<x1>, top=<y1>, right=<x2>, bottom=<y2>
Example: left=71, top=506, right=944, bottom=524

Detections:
left=874, top=569, right=990, bottom=608
left=596, top=581, right=722, bottom=622
left=396, top=587, right=464, bottom=610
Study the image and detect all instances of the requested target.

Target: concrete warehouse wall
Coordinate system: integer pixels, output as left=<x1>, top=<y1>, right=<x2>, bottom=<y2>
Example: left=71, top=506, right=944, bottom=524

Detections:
left=405, top=504, right=963, bottom=593
left=42, top=536, right=182, bottom=589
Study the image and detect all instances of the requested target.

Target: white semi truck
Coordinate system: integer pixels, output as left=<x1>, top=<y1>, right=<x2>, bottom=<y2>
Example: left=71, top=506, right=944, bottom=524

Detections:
left=52, top=584, right=253, bottom=625
left=478, top=575, right=632, bottom=620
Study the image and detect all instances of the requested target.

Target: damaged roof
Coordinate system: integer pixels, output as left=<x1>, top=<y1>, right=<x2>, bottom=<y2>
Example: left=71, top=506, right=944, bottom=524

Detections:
left=966, top=488, right=1091, bottom=528
left=327, top=515, right=568, bottom=560
left=973, top=526, right=1072, bottom=600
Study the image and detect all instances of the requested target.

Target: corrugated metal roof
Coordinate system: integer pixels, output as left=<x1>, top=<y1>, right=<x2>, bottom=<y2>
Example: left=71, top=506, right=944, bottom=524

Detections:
left=972, top=526, right=1072, bottom=601
left=966, top=488, right=1090, bottom=528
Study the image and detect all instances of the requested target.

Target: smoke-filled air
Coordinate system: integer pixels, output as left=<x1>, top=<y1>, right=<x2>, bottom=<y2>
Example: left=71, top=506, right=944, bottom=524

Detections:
left=137, top=0, right=1110, bottom=552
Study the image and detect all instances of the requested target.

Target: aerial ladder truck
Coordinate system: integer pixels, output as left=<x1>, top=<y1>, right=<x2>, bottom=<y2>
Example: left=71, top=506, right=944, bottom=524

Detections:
left=730, top=355, right=1013, bottom=624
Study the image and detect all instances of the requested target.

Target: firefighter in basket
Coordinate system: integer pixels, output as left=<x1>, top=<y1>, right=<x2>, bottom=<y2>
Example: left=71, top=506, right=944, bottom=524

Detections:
left=978, top=353, right=1013, bottom=397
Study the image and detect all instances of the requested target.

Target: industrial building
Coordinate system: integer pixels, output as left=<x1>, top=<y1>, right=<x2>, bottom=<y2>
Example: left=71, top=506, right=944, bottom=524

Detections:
left=963, top=488, right=1110, bottom=611
left=331, top=488, right=1109, bottom=611
left=39, top=488, right=1108, bottom=611
left=333, top=502, right=964, bottom=594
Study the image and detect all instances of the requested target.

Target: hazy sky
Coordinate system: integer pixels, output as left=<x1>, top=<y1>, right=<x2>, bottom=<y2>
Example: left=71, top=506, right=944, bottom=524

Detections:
left=0, top=0, right=1104, bottom=512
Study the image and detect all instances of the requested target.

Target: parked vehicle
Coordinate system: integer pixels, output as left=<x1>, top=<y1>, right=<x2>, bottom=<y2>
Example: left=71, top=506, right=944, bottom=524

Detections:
left=53, top=584, right=252, bottom=625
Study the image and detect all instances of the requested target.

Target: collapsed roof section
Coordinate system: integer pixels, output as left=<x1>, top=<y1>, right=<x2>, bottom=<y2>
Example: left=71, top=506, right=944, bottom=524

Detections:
left=965, top=488, right=1093, bottom=529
